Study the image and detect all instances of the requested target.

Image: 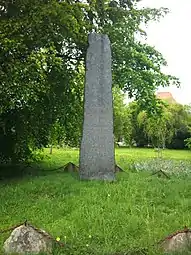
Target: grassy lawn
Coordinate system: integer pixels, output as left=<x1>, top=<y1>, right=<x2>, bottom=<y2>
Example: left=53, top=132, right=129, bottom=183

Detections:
left=37, top=147, right=191, bottom=171
left=0, top=148, right=191, bottom=254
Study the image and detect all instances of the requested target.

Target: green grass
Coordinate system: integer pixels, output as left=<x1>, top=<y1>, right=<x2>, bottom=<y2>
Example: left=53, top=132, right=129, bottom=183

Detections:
left=0, top=148, right=191, bottom=254
left=34, top=147, right=191, bottom=171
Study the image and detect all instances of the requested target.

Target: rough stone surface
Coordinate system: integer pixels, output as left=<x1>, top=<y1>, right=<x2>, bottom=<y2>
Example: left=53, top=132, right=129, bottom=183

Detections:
left=79, top=33, right=115, bottom=181
left=3, top=225, right=52, bottom=254
left=64, top=162, right=79, bottom=172
left=160, top=231, right=191, bottom=253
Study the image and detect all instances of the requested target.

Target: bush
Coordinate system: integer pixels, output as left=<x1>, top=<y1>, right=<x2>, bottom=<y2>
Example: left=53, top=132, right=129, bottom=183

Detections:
left=128, top=158, right=191, bottom=177
left=185, top=138, right=191, bottom=150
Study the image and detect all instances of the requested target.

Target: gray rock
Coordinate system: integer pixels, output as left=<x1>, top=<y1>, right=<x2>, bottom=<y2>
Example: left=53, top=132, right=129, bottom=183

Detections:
left=79, top=33, right=115, bottom=181
left=160, top=231, right=191, bottom=253
left=3, top=225, right=52, bottom=254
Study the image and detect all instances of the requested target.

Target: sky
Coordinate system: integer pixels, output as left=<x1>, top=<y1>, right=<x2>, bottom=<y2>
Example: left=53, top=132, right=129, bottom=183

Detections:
left=126, top=0, right=191, bottom=105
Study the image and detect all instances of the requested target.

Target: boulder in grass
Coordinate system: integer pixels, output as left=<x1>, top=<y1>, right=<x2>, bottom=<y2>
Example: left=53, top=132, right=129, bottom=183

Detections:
left=159, top=228, right=191, bottom=253
left=3, top=225, right=52, bottom=254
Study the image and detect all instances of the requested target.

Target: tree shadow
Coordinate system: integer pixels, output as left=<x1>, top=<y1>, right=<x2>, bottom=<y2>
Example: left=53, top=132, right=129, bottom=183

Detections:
left=0, top=162, right=80, bottom=183
left=0, top=161, right=125, bottom=183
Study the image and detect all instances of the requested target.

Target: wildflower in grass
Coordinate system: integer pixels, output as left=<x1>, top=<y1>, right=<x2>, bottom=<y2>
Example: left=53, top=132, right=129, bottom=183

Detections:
left=86, top=244, right=89, bottom=247
left=56, top=237, right=60, bottom=242
left=64, top=235, right=67, bottom=243
left=107, top=194, right=111, bottom=197
left=89, top=234, right=92, bottom=238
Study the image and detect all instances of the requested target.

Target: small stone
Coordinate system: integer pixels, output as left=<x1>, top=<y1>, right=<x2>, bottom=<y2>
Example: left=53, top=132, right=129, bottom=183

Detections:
left=3, top=225, right=52, bottom=254
left=64, top=162, right=79, bottom=172
left=115, top=164, right=124, bottom=173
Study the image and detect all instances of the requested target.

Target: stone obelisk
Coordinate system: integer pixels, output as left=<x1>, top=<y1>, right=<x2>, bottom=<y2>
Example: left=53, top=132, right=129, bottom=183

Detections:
left=79, top=33, right=115, bottom=181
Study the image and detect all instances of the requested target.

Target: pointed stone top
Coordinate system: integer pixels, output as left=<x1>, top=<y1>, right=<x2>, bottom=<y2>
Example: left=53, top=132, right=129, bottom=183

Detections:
left=88, top=33, right=109, bottom=44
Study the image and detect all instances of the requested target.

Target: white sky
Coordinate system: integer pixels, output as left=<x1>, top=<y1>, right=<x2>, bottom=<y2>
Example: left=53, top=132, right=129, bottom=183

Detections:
left=126, top=0, right=191, bottom=105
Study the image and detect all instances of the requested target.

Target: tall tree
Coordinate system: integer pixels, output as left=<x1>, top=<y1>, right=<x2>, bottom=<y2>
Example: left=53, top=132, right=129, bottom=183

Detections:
left=128, top=101, right=148, bottom=147
left=137, top=108, right=174, bottom=149
left=0, top=0, right=180, bottom=165
left=0, top=0, right=88, bottom=163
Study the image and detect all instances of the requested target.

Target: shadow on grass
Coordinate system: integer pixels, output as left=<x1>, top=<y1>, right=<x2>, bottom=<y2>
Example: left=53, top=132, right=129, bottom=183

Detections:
left=0, top=162, right=80, bottom=183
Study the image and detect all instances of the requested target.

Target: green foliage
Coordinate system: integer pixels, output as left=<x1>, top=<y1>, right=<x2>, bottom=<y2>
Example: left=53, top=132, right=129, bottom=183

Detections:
left=137, top=107, right=174, bottom=148
left=104, top=2, right=180, bottom=114
left=113, top=87, right=132, bottom=145
left=128, top=158, right=191, bottom=177
left=167, top=104, right=191, bottom=149
left=1, top=148, right=191, bottom=254
left=49, top=120, right=65, bottom=148
left=185, top=137, right=191, bottom=150
left=49, top=65, right=84, bottom=149
left=0, top=1, right=87, bottom=162
left=127, top=101, right=148, bottom=147
left=0, top=0, right=180, bottom=163
left=123, top=101, right=191, bottom=149
left=62, top=66, right=84, bottom=147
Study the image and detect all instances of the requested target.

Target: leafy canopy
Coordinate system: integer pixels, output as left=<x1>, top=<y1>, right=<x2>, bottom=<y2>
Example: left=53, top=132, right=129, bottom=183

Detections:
left=0, top=0, right=180, bottom=163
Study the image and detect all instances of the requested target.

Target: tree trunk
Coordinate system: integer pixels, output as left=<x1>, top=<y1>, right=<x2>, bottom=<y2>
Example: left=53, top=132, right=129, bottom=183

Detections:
left=49, top=145, right=53, bottom=155
left=79, top=33, right=115, bottom=181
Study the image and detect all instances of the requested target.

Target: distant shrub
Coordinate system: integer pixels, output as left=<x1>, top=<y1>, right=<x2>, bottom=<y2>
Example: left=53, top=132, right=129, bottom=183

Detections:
left=128, top=158, right=191, bottom=177
left=185, top=137, right=191, bottom=150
